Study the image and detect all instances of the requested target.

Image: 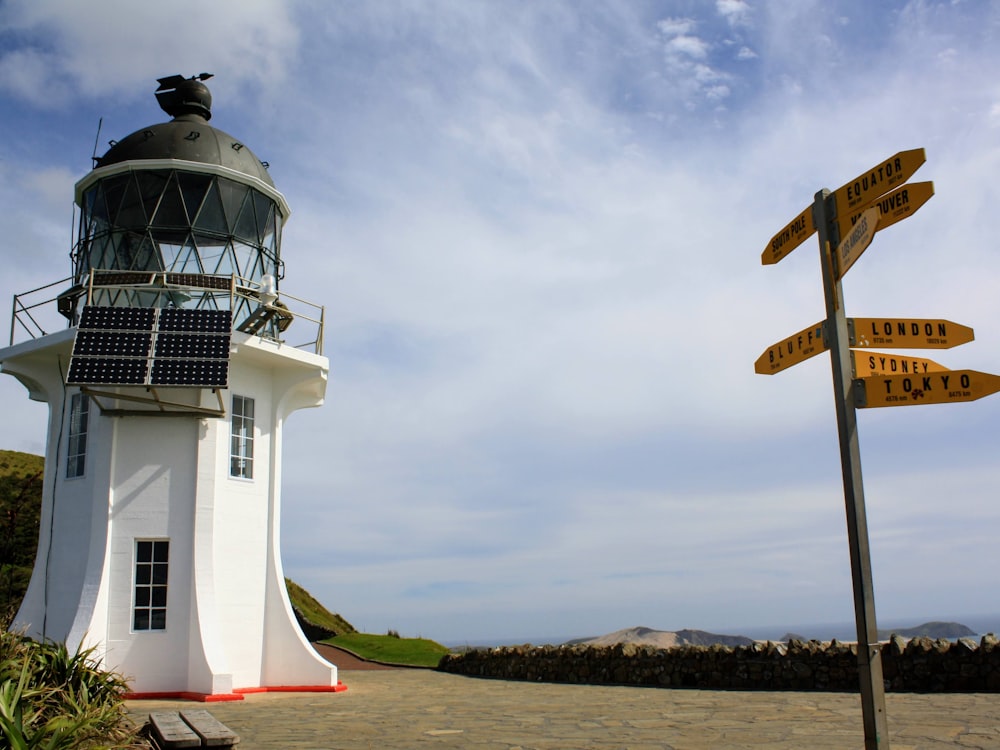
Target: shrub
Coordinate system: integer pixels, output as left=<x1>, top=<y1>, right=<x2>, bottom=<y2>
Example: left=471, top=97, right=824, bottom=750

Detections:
left=0, top=625, right=147, bottom=749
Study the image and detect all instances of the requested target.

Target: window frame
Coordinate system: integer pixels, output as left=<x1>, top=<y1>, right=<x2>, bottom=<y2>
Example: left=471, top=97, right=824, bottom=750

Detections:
left=132, top=539, right=169, bottom=632
left=66, top=392, right=90, bottom=479
left=230, top=394, right=255, bottom=480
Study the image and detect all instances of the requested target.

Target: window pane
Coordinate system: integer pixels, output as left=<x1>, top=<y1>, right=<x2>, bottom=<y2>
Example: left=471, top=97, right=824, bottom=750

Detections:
left=150, top=609, right=167, bottom=630
left=137, top=541, right=152, bottom=562
left=135, top=588, right=150, bottom=607
left=151, top=587, right=167, bottom=607
left=152, top=563, right=168, bottom=585
left=136, top=565, right=151, bottom=585
left=151, top=172, right=188, bottom=227
left=134, top=610, right=149, bottom=630
left=153, top=542, right=169, bottom=563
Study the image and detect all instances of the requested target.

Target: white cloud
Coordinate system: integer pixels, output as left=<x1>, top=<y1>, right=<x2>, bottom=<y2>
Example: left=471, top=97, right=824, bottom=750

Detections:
left=716, top=0, right=751, bottom=27
left=657, top=17, right=696, bottom=36
left=0, top=0, right=298, bottom=105
left=2, top=0, right=1000, bottom=644
left=668, top=34, right=710, bottom=59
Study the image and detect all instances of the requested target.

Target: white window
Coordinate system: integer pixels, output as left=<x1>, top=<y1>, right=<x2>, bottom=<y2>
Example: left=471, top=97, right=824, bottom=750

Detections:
left=133, top=539, right=169, bottom=631
left=230, top=395, right=254, bottom=479
left=66, top=392, right=89, bottom=478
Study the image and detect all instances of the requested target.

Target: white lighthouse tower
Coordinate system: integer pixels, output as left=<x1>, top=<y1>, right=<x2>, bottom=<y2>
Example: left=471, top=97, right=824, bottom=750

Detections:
left=0, top=75, right=340, bottom=699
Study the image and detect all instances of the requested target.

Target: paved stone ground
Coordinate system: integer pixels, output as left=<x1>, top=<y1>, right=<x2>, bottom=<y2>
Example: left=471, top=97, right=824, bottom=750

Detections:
left=128, top=668, right=1000, bottom=749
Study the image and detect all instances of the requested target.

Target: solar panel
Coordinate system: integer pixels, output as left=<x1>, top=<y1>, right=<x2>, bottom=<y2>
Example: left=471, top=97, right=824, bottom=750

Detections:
left=165, top=273, right=232, bottom=290
left=67, top=357, right=148, bottom=385
left=67, top=305, right=232, bottom=388
left=158, top=308, right=231, bottom=333
left=150, top=359, right=229, bottom=387
left=154, top=333, right=230, bottom=359
left=79, top=306, right=155, bottom=331
left=74, top=331, right=152, bottom=357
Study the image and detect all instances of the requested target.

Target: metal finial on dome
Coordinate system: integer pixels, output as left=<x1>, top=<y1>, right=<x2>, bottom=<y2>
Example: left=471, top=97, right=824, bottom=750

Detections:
left=155, top=73, right=214, bottom=121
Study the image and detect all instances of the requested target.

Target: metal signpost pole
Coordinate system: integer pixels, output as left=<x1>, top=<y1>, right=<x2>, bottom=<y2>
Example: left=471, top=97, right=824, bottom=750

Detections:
left=813, top=188, right=890, bottom=750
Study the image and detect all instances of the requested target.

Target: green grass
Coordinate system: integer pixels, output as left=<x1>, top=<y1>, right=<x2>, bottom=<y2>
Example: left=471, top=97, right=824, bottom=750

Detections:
left=324, top=632, right=450, bottom=668
left=0, top=451, right=44, bottom=615
left=284, top=578, right=356, bottom=635
left=0, top=451, right=44, bottom=480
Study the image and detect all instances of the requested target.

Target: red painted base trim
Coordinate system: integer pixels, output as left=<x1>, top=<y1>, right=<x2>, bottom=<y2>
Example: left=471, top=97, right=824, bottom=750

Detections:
left=126, top=682, right=347, bottom=702
left=125, top=691, right=245, bottom=702
left=235, top=682, right=348, bottom=694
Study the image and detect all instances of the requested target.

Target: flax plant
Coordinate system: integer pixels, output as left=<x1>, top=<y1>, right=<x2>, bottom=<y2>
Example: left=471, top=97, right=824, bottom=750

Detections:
left=0, top=622, right=148, bottom=749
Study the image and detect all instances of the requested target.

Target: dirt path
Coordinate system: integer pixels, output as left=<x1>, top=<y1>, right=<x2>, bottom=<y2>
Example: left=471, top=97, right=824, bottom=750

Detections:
left=311, top=642, right=396, bottom=670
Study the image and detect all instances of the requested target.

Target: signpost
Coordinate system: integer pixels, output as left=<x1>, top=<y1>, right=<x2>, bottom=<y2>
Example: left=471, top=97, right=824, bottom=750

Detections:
left=812, top=187, right=890, bottom=750
left=756, top=147, right=951, bottom=750
left=856, top=369, right=1000, bottom=408
left=759, top=148, right=1000, bottom=749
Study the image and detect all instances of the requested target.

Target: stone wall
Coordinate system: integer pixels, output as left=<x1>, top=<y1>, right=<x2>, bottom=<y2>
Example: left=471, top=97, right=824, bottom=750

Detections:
left=438, top=634, right=1000, bottom=692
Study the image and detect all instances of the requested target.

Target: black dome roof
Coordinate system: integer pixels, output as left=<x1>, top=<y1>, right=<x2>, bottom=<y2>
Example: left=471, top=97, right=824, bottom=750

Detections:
left=93, top=75, right=274, bottom=187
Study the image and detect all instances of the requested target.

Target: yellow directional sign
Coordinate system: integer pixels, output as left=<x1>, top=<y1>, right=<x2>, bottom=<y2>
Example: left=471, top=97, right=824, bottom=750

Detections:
left=855, top=369, right=1000, bottom=408
left=835, top=181, right=934, bottom=244
left=850, top=350, right=947, bottom=378
left=835, top=206, right=879, bottom=278
left=761, top=206, right=815, bottom=266
left=755, top=321, right=827, bottom=374
left=761, top=148, right=924, bottom=266
left=833, top=148, right=926, bottom=213
left=849, top=318, right=974, bottom=349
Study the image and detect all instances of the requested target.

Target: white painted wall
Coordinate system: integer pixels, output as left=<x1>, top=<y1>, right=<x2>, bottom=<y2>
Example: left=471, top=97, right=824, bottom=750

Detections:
left=0, top=329, right=338, bottom=695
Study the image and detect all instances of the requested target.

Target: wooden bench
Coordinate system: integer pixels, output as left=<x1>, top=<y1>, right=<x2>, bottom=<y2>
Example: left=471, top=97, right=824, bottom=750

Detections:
left=149, top=710, right=239, bottom=748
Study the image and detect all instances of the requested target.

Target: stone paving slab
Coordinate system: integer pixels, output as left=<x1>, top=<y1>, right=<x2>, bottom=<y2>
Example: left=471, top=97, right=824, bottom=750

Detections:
left=127, top=670, right=1000, bottom=749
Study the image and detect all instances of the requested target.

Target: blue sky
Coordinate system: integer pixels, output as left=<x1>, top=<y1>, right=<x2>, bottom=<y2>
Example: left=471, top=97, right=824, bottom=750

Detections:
left=1, top=0, right=999, bottom=644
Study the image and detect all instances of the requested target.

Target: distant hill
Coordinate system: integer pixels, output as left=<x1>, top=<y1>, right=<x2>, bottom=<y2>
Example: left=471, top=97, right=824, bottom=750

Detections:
left=567, top=626, right=753, bottom=648
left=878, top=621, right=976, bottom=639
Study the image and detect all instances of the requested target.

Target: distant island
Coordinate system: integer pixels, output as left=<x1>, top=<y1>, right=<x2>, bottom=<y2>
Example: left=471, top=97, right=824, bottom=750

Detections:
left=566, top=626, right=753, bottom=648
left=877, top=621, right=977, bottom=640
left=568, top=621, right=979, bottom=649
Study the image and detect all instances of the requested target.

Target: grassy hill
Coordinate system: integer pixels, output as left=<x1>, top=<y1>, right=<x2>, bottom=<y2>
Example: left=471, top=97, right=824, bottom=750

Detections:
left=0, top=450, right=45, bottom=614
left=324, top=631, right=450, bottom=667
left=285, top=576, right=356, bottom=637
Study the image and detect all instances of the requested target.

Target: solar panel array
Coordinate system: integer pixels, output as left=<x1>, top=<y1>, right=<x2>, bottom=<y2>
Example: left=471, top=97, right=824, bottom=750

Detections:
left=67, top=306, right=232, bottom=388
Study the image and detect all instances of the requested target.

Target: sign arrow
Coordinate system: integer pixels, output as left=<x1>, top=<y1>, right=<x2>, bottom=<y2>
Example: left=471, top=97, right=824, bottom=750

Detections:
left=855, top=369, right=1000, bottom=408
left=850, top=350, right=947, bottom=378
left=761, top=206, right=815, bottom=266
left=835, top=206, right=879, bottom=278
left=835, top=181, right=934, bottom=246
left=832, top=147, right=926, bottom=213
left=761, top=148, right=925, bottom=266
left=755, top=321, right=827, bottom=374
left=848, top=318, right=974, bottom=350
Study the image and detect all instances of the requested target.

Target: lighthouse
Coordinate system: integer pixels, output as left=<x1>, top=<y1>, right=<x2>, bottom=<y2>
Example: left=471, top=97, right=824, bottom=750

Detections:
left=0, top=75, right=340, bottom=698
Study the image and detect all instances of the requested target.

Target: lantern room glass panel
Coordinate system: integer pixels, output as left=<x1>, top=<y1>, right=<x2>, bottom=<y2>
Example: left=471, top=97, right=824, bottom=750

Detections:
left=73, top=169, right=284, bottom=330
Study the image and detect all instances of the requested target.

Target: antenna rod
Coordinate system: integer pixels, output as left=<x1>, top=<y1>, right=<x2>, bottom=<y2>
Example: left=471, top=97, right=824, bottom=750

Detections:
left=91, top=117, right=103, bottom=164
